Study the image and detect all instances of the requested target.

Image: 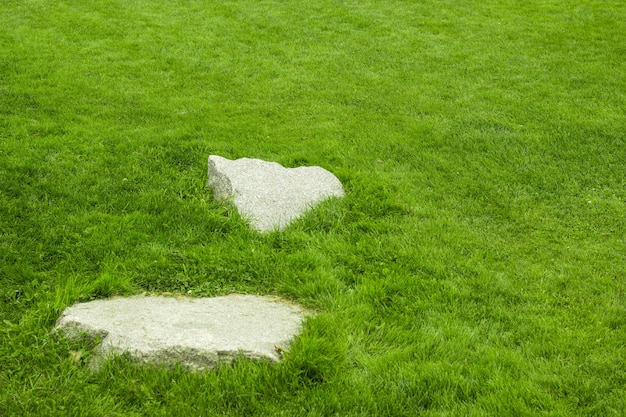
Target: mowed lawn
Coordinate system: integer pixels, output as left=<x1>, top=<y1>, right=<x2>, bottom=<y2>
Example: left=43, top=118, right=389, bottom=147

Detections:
left=1, top=0, right=625, bottom=416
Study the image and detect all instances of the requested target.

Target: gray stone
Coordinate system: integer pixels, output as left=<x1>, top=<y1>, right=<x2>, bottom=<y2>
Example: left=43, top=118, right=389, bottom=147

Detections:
left=54, top=294, right=307, bottom=370
left=207, top=155, right=344, bottom=232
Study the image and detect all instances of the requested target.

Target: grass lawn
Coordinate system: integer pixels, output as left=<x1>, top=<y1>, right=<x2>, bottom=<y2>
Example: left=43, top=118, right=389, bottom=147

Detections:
left=1, top=0, right=625, bottom=415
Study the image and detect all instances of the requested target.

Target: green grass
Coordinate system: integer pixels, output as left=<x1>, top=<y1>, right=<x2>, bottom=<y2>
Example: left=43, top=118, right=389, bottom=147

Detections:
left=1, top=0, right=625, bottom=415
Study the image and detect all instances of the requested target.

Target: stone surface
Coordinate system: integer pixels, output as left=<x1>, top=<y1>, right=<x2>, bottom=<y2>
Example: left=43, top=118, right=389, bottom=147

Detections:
left=207, top=155, right=344, bottom=232
left=55, top=294, right=307, bottom=370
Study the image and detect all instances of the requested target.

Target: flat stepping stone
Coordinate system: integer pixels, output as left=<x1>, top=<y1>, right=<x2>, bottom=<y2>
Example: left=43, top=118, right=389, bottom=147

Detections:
left=207, top=155, right=344, bottom=232
left=55, top=294, right=307, bottom=370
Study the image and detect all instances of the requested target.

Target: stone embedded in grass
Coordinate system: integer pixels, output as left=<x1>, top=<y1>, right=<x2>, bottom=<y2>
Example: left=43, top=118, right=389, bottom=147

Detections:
left=207, top=155, right=344, bottom=232
left=54, top=294, right=307, bottom=370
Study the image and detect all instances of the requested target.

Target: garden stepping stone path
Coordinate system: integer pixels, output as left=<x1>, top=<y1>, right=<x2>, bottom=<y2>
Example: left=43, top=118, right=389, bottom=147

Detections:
left=207, top=155, right=344, bottom=232
left=55, top=294, right=307, bottom=370
left=54, top=156, right=342, bottom=370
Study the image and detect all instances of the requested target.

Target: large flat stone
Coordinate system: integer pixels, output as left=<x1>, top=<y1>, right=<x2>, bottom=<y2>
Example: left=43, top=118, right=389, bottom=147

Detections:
left=207, top=155, right=344, bottom=232
left=55, top=295, right=307, bottom=370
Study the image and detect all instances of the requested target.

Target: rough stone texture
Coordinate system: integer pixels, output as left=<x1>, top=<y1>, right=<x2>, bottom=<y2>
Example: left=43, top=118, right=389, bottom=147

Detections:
left=55, top=294, right=307, bottom=370
left=207, top=155, right=344, bottom=232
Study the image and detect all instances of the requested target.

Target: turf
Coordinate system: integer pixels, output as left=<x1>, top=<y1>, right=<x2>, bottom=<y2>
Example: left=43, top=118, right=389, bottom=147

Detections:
left=1, top=0, right=625, bottom=415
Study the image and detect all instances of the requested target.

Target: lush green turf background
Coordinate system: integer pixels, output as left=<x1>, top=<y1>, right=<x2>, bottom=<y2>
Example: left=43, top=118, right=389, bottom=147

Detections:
left=1, top=0, right=625, bottom=415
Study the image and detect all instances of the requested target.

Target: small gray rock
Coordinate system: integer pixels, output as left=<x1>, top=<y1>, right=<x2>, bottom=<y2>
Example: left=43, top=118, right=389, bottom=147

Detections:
left=54, top=295, right=307, bottom=370
left=207, top=155, right=344, bottom=232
